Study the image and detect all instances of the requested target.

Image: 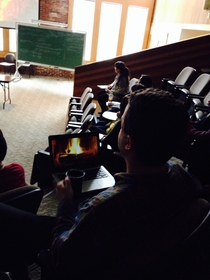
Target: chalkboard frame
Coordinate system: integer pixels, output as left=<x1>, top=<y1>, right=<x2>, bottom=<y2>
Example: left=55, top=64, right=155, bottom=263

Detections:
left=16, top=22, right=86, bottom=71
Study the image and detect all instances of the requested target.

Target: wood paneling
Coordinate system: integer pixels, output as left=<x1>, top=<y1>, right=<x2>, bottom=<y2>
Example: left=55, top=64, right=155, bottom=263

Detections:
left=73, top=34, right=210, bottom=98
left=153, top=0, right=210, bottom=24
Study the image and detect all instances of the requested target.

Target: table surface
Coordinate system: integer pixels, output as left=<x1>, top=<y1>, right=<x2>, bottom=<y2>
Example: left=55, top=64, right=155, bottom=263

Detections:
left=102, top=111, right=118, bottom=121
left=0, top=74, right=15, bottom=83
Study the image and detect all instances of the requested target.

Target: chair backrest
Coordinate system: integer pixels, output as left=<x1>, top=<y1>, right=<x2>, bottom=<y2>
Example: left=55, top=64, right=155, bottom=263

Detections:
left=66, top=115, right=94, bottom=134
left=30, top=150, right=52, bottom=188
left=71, top=115, right=94, bottom=134
left=80, top=87, right=92, bottom=103
left=174, top=66, right=196, bottom=85
left=0, top=186, right=44, bottom=214
left=129, top=78, right=139, bottom=92
left=81, top=102, right=96, bottom=122
left=189, top=73, right=210, bottom=96
left=80, top=92, right=94, bottom=111
left=193, top=91, right=210, bottom=120
left=80, top=114, right=94, bottom=130
left=4, top=53, right=16, bottom=63
left=161, top=67, right=195, bottom=97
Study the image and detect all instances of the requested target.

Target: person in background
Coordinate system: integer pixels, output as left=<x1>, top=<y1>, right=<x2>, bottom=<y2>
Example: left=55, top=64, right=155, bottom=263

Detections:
left=91, top=80, right=146, bottom=138
left=0, top=130, right=26, bottom=193
left=175, top=113, right=210, bottom=186
left=0, top=89, right=203, bottom=280
left=131, top=74, right=153, bottom=92
left=116, top=75, right=152, bottom=119
left=97, top=61, right=131, bottom=113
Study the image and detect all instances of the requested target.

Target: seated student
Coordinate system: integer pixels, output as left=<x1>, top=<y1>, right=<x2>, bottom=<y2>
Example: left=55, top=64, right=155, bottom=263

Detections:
left=91, top=85, right=146, bottom=149
left=0, top=89, right=204, bottom=280
left=131, top=74, right=152, bottom=92
left=92, top=84, right=146, bottom=136
left=97, top=61, right=131, bottom=113
left=117, top=83, right=146, bottom=119
left=0, top=130, right=26, bottom=193
left=175, top=113, right=210, bottom=185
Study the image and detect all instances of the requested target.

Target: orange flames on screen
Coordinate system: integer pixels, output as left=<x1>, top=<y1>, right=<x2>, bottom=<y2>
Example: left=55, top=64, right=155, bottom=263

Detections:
left=65, top=138, right=83, bottom=155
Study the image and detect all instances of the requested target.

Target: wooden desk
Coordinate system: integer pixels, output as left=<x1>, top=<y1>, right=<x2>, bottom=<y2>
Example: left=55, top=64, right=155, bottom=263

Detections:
left=0, top=75, right=14, bottom=109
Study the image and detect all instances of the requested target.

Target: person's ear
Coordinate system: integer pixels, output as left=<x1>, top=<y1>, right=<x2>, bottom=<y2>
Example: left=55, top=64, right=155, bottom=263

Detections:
left=125, top=135, right=133, bottom=150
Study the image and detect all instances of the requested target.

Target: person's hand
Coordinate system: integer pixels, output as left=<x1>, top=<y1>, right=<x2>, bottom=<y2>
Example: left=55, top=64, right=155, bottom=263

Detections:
left=56, top=177, right=74, bottom=202
left=116, top=111, right=121, bottom=118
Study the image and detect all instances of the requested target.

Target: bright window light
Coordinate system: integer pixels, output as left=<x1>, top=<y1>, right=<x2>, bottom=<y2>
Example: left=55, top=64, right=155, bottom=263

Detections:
left=72, top=0, right=95, bottom=61
left=97, top=2, right=122, bottom=61
left=9, top=29, right=16, bottom=52
left=122, top=6, right=148, bottom=55
left=0, top=28, right=3, bottom=51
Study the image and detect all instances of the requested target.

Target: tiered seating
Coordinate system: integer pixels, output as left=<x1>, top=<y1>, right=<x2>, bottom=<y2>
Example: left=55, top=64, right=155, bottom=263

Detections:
left=66, top=103, right=96, bottom=132
left=175, top=73, right=210, bottom=118
left=69, top=87, right=92, bottom=107
left=160, top=66, right=196, bottom=96
left=66, top=87, right=96, bottom=133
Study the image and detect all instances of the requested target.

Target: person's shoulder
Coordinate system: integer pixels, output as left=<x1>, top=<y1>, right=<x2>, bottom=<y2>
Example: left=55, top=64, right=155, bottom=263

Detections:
left=4, top=162, right=25, bottom=172
left=169, top=163, right=191, bottom=181
left=169, top=163, right=200, bottom=193
left=89, top=173, right=132, bottom=205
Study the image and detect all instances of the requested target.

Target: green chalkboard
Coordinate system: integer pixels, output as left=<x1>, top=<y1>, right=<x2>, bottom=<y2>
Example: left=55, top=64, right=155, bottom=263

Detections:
left=17, top=23, right=86, bottom=70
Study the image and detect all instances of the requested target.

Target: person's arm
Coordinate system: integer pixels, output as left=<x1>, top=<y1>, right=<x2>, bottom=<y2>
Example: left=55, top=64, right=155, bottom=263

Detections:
left=52, top=177, right=76, bottom=234
left=14, top=163, right=27, bottom=186
left=188, top=122, right=210, bottom=142
left=106, top=75, right=118, bottom=92
left=111, top=76, right=128, bottom=96
left=50, top=178, right=104, bottom=278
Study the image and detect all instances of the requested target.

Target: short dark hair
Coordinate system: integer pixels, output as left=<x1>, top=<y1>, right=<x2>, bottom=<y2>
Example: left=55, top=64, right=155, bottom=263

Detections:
left=123, top=88, right=189, bottom=166
left=0, top=130, right=7, bottom=162
left=139, top=74, right=153, bottom=88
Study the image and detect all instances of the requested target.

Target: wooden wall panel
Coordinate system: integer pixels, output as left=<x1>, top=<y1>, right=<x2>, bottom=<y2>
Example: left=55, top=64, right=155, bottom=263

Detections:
left=153, top=0, right=210, bottom=24
left=73, top=34, right=210, bottom=98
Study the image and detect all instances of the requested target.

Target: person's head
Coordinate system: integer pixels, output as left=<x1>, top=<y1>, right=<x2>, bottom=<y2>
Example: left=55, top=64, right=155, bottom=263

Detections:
left=139, top=74, right=153, bottom=88
left=131, top=83, right=145, bottom=93
left=0, top=130, right=7, bottom=162
left=114, top=61, right=130, bottom=78
left=114, top=61, right=126, bottom=73
left=118, top=88, right=189, bottom=167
